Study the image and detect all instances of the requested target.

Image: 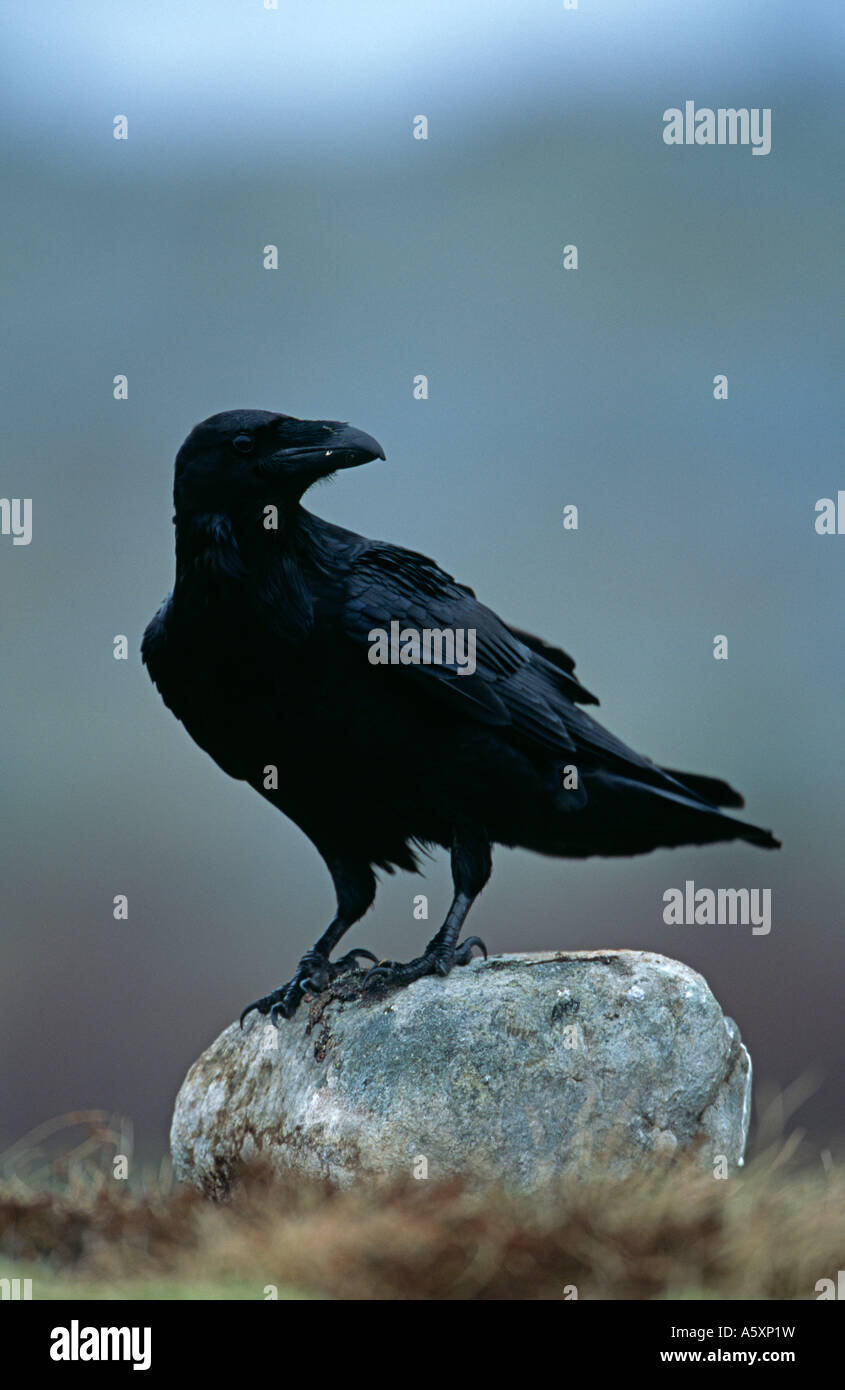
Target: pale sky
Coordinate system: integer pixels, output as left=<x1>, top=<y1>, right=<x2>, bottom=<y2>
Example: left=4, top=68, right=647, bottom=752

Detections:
left=4, top=0, right=842, bottom=165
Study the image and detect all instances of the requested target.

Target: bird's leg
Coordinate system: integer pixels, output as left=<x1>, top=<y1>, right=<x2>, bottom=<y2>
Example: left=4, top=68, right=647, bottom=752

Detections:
left=240, top=859, right=376, bottom=1026
left=363, top=829, right=491, bottom=994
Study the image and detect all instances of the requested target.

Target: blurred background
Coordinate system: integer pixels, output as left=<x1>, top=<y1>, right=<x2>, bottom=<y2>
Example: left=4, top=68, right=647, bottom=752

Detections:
left=2, top=0, right=843, bottom=1164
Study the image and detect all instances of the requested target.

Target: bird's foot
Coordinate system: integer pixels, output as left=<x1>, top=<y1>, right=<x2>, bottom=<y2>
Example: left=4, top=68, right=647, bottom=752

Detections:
left=239, top=946, right=378, bottom=1027
left=362, top=936, right=487, bottom=994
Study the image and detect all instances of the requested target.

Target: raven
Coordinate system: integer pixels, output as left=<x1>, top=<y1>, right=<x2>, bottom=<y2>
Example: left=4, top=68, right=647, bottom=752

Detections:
left=142, top=409, right=779, bottom=1025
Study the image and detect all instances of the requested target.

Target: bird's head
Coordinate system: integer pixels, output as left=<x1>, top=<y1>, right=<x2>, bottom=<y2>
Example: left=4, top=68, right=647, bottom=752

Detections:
left=173, top=409, right=386, bottom=518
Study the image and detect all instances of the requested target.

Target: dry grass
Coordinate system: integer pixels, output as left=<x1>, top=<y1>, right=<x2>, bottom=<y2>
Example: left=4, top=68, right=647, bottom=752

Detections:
left=0, top=1103, right=842, bottom=1300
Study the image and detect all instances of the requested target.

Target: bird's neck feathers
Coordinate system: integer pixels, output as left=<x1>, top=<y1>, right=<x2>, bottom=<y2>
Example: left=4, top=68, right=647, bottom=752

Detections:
left=174, top=511, right=249, bottom=585
left=173, top=506, right=317, bottom=642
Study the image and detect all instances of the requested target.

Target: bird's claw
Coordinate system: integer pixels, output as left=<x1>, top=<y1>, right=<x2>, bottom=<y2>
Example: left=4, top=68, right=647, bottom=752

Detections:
left=362, top=936, right=487, bottom=993
left=360, top=961, right=396, bottom=990
left=454, top=935, right=487, bottom=965
left=240, top=946, right=379, bottom=1027
left=331, top=947, right=379, bottom=972
left=239, top=988, right=296, bottom=1029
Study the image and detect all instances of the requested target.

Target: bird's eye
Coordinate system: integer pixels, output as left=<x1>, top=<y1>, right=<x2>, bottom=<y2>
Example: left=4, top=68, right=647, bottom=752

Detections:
left=233, top=434, right=254, bottom=454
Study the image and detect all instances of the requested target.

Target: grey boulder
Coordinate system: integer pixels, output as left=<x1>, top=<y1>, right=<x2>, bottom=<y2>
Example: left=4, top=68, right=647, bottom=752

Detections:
left=171, top=950, right=751, bottom=1195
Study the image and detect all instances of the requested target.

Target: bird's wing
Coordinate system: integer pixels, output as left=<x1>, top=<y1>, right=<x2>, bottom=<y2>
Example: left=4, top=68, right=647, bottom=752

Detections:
left=425, top=578, right=584, bottom=683
left=342, top=543, right=600, bottom=756
left=503, top=624, right=583, bottom=682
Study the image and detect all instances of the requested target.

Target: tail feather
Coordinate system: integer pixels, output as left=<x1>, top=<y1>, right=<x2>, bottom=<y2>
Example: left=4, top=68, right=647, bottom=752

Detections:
left=660, top=767, right=746, bottom=809
left=640, top=778, right=780, bottom=850
left=541, top=771, right=781, bottom=858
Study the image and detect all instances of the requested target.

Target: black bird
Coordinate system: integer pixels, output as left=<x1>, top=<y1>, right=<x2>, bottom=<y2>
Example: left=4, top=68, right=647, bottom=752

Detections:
left=142, top=409, right=779, bottom=1025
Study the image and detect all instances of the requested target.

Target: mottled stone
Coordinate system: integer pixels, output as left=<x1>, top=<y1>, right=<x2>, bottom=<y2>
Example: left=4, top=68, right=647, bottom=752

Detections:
left=171, top=950, right=751, bottom=1195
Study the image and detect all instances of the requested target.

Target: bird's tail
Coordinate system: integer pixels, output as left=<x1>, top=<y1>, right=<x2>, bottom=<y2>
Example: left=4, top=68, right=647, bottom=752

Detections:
left=544, top=768, right=780, bottom=856
left=624, top=775, right=781, bottom=851
left=659, top=767, right=746, bottom=809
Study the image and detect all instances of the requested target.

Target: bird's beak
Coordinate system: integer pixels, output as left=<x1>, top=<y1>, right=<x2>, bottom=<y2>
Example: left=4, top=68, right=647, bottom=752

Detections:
left=322, top=423, right=386, bottom=469
left=270, top=422, right=386, bottom=473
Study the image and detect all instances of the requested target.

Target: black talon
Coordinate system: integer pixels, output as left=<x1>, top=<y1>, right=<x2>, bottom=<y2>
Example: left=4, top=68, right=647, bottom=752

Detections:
left=332, top=947, right=379, bottom=973
left=240, top=996, right=272, bottom=1028
left=454, top=935, right=487, bottom=964
left=361, top=960, right=393, bottom=990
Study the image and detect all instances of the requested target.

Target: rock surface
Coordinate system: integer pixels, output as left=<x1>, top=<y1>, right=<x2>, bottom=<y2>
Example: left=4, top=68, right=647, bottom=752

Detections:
left=171, top=950, right=751, bottom=1195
